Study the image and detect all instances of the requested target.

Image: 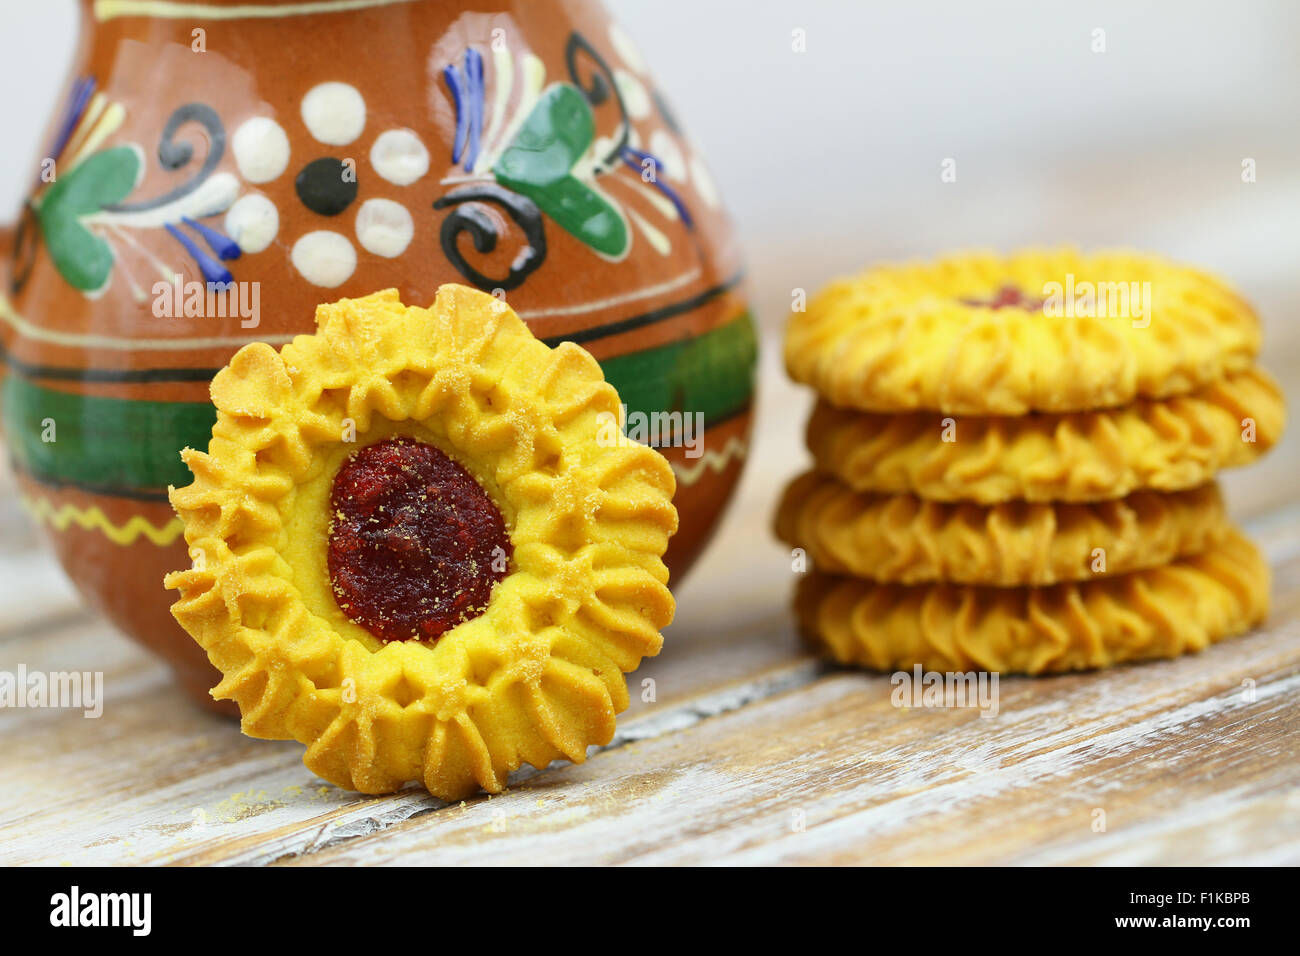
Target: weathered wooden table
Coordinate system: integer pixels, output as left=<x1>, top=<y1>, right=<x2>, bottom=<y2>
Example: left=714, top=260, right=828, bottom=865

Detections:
left=1, top=337, right=1297, bottom=866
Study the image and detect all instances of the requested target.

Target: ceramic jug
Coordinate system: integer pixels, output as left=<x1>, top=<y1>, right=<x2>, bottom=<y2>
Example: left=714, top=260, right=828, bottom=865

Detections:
left=0, top=0, right=756, bottom=709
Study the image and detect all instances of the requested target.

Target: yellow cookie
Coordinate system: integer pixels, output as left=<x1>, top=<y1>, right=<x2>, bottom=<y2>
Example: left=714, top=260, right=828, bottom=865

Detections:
left=775, top=472, right=1228, bottom=586
left=785, top=248, right=1261, bottom=414
left=807, top=367, right=1283, bottom=503
left=794, top=527, right=1269, bottom=674
left=164, top=287, right=678, bottom=799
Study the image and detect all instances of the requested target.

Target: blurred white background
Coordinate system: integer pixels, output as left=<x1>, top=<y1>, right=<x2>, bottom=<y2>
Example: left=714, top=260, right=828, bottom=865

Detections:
left=2, top=0, right=1297, bottom=519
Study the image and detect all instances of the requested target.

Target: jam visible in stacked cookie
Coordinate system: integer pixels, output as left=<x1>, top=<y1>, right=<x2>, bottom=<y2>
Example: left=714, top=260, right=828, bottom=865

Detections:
left=778, top=249, right=1284, bottom=674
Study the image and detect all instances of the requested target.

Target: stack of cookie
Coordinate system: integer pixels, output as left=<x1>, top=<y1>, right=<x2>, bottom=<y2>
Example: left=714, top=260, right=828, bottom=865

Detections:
left=777, top=249, right=1285, bottom=673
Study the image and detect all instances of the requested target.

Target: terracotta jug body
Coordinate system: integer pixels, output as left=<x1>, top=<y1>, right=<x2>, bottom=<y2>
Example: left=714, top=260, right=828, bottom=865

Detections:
left=0, top=0, right=756, bottom=709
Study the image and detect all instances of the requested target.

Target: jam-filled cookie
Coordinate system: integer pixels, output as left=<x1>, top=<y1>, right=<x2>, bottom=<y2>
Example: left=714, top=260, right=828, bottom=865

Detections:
left=164, top=287, right=678, bottom=798
left=775, top=472, right=1229, bottom=586
left=806, top=367, right=1283, bottom=503
left=785, top=248, right=1261, bottom=415
left=795, top=527, right=1269, bottom=674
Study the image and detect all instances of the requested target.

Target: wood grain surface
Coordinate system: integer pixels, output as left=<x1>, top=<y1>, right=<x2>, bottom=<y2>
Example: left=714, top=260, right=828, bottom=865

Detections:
left=0, top=334, right=1297, bottom=866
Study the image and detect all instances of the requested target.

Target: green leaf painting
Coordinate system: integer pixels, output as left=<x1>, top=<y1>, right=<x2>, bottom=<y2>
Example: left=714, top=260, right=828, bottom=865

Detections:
left=35, top=146, right=141, bottom=292
left=494, top=84, right=629, bottom=258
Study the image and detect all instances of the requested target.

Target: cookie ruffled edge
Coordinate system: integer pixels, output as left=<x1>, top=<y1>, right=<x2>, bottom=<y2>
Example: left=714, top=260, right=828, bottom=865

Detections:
left=806, top=367, right=1284, bottom=503
left=785, top=248, right=1262, bottom=414
left=163, top=286, right=678, bottom=799
left=794, top=527, right=1269, bottom=674
left=775, top=472, right=1229, bottom=585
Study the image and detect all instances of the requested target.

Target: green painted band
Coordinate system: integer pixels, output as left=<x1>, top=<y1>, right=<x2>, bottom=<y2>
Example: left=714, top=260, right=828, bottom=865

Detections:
left=599, top=310, right=758, bottom=427
left=1, top=311, right=757, bottom=495
left=1, top=375, right=216, bottom=494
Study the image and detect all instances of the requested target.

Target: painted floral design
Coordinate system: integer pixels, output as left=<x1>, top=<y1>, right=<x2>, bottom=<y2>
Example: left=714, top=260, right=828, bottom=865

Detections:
left=20, top=79, right=244, bottom=298
left=432, top=27, right=706, bottom=290
left=17, top=25, right=721, bottom=298
left=226, top=79, right=429, bottom=288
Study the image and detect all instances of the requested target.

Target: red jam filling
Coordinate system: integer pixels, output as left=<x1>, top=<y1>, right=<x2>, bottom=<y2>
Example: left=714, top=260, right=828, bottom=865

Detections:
left=327, top=437, right=511, bottom=643
left=959, top=284, right=1045, bottom=311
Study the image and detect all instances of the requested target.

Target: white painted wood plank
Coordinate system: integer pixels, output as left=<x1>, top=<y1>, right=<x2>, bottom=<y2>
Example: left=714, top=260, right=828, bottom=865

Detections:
left=6, top=531, right=1287, bottom=866
left=282, top=625, right=1300, bottom=867
left=0, top=345, right=1296, bottom=866
left=0, top=550, right=82, bottom=636
left=0, top=565, right=822, bottom=865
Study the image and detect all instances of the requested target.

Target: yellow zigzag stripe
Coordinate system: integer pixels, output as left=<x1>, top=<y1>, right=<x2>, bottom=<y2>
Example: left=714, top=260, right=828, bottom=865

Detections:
left=672, top=436, right=749, bottom=487
left=20, top=495, right=184, bottom=547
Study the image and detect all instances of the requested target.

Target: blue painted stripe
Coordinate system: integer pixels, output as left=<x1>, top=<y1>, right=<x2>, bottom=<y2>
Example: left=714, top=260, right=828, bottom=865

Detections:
left=465, top=47, right=485, bottom=172
left=621, top=146, right=694, bottom=228
left=182, top=216, right=241, bottom=260
left=443, top=63, right=468, bottom=165
left=44, top=76, right=96, bottom=172
left=164, top=223, right=234, bottom=285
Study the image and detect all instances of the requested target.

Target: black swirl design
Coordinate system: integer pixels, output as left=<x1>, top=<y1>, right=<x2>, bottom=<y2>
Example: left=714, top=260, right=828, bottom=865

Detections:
left=564, top=32, right=629, bottom=170
left=433, top=184, right=546, bottom=292
left=103, top=103, right=225, bottom=213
